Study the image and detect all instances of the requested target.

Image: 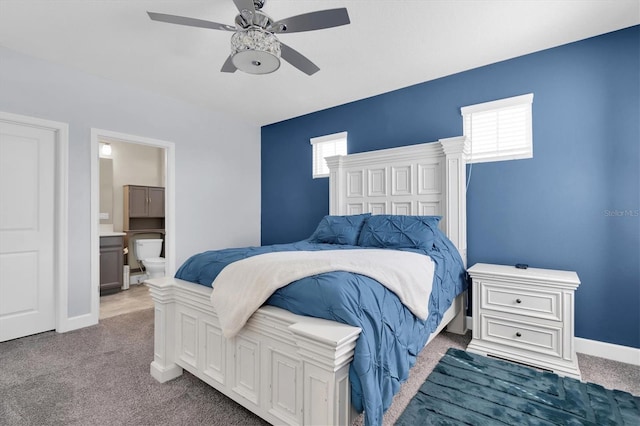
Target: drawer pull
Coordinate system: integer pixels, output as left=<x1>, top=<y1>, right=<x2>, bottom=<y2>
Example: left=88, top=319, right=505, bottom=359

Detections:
left=516, top=299, right=522, bottom=304
left=515, top=332, right=522, bottom=337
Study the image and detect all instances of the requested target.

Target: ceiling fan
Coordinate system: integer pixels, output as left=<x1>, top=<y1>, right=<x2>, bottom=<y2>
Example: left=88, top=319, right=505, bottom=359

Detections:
left=148, top=0, right=350, bottom=76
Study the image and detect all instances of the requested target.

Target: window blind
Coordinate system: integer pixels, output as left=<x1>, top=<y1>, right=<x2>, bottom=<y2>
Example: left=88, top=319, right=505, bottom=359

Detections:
left=462, top=93, right=533, bottom=163
left=310, top=131, right=347, bottom=178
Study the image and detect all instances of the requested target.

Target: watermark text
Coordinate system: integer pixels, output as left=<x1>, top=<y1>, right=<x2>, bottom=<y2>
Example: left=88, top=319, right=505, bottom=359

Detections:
left=604, top=209, right=639, bottom=217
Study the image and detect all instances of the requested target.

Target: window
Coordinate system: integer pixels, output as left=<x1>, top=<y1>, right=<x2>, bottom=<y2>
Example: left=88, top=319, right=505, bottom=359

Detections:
left=310, top=131, right=347, bottom=178
left=461, top=93, right=533, bottom=163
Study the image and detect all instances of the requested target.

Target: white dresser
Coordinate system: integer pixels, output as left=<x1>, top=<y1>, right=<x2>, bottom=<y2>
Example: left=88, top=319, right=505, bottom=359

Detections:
left=467, top=263, right=581, bottom=379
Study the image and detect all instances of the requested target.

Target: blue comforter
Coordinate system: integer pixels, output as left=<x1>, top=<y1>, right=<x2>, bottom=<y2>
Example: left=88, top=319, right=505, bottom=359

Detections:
left=175, top=232, right=467, bottom=426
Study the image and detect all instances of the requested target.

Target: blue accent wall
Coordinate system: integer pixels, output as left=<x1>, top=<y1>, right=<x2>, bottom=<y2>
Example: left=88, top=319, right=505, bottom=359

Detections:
left=261, top=26, right=639, bottom=349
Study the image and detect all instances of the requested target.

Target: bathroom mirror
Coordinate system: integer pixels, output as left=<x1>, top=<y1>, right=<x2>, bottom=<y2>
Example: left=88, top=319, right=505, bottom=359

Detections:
left=99, top=158, right=114, bottom=224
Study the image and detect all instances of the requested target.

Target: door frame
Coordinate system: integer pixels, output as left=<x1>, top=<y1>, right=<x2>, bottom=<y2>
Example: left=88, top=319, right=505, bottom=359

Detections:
left=90, top=128, right=176, bottom=322
left=0, top=111, right=69, bottom=333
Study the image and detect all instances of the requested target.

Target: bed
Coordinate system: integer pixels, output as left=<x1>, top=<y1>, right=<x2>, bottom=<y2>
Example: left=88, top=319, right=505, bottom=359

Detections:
left=145, top=136, right=469, bottom=425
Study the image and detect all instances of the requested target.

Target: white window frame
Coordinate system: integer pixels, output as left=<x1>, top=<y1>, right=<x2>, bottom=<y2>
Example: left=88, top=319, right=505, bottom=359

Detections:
left=461, top=93, right=534, bottom=164
left=310, top=131, right=347, bottom=178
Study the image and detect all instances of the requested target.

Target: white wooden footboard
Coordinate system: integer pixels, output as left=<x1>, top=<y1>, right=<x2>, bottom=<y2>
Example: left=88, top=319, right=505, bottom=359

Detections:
left=147, top=276, right=361, bottom=426
left=147, top=277, right=466, bottom=426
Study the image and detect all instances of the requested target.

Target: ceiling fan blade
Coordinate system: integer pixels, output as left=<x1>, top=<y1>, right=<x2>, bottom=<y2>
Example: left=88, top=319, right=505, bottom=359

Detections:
left=271, top=8, right=350, bottom=34
left=147, top=12, right=235, bottom=31
left=233, top=0, right=256, bottom=14
left=280, top=43, right=320, bottom=75
left=221, top=55, right=237, bottom=73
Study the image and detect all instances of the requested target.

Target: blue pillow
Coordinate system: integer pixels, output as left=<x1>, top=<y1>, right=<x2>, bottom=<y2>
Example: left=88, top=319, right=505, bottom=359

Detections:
left=357, top=215, right=441, bottom=249
left=308, top=214, right=371, bottom=245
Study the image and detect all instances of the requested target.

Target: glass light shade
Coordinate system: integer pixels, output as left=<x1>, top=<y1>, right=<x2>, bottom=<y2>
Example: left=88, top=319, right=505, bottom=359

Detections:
left=231, top=28, right=281, bottom=74
left=100, top=143, right=112, bottom=157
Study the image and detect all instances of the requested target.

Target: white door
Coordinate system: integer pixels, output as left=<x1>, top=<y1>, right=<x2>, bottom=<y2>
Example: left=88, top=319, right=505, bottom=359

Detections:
left=0, top=120, right=56, bottom=342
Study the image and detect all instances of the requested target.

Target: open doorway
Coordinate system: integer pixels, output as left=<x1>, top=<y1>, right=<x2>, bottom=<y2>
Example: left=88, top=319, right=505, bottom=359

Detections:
left=90, top=129, right=175, bottom=322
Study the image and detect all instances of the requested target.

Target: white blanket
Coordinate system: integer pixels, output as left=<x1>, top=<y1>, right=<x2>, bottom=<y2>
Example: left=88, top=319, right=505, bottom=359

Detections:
left=210, top=249, right=435, bottom=338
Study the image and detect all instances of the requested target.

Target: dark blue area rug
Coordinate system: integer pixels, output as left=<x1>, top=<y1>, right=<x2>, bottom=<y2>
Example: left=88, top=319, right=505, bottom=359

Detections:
left=396, top=348, right=639, bottom=425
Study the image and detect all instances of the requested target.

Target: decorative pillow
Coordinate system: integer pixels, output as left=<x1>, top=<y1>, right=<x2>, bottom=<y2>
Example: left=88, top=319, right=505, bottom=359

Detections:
left=357, top=215, right=441, bottom=249
left=308, top=213, right=371, bottom=245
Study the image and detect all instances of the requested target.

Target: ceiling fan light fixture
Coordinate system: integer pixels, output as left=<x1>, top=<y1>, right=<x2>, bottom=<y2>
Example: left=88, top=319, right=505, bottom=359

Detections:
left=148, top=1, right=350, bottom=76
left=231, top=28, right=281, bottom=74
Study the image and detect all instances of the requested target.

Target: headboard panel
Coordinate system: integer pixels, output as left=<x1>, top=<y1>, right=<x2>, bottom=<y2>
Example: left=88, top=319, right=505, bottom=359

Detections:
left=326, top=136, right=468, bottom=265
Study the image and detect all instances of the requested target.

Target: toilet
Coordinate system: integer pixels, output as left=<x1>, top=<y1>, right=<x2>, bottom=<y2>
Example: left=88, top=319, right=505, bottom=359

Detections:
left=135, top=238, right=166, bottom=279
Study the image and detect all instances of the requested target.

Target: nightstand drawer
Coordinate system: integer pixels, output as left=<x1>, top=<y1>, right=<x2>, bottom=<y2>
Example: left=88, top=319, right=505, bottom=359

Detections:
left=482, top=315, right=561, bottom=357
left=481, top=282, right=561, bottom=321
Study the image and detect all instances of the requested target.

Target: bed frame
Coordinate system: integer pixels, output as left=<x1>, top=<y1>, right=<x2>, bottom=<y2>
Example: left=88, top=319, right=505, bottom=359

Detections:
left=146, top=136, right=469, bottom=425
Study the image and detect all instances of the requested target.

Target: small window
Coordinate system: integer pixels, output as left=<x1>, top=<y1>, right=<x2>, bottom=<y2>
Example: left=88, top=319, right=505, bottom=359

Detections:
left=310, top=131, right=347, bottom=178
left=461, top=93, right=533, bottom=163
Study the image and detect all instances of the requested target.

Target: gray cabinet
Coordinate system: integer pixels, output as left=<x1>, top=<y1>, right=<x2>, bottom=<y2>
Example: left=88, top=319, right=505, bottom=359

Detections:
left=127, top=185, right=149, bottom=217
left=100, top=235, right=124, bottom=295
left=125, top=185, right=164, bottom=219
left=148, top=187, right=165, bottom=217
left=123, top=185, right=165, bottom=274
left=123, top=185, right=165, bottom=231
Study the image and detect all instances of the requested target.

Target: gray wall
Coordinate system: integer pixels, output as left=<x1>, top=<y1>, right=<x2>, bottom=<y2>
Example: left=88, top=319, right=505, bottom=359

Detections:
left=0, top=46, right=261, bottom=318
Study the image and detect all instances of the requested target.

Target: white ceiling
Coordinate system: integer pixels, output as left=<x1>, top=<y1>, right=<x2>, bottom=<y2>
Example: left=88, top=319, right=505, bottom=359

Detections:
left=0, top=1, right=638, bottom=126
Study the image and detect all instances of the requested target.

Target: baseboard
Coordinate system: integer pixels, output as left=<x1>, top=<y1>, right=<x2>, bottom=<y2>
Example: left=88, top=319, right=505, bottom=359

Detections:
left=575, top=337, right=640, bottom=366
left=464, top=316, right=640, bottom=366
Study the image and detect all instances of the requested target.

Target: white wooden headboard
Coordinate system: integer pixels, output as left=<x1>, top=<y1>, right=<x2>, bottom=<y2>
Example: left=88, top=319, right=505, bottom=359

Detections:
left=326, top=136, right=468, bottom=265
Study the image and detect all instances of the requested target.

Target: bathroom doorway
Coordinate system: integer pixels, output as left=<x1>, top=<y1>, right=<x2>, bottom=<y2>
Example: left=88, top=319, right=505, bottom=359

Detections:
left=90, top=128, right=175, bottom=322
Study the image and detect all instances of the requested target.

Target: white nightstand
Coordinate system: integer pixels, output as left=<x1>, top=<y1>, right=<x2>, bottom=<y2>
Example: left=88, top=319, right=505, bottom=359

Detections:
left=467, top=263, right=581, bottom=379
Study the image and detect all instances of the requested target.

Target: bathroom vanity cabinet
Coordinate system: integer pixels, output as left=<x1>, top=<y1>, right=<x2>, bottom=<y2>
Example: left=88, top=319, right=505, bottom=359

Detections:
left=100, top=235, right=124, bottom=295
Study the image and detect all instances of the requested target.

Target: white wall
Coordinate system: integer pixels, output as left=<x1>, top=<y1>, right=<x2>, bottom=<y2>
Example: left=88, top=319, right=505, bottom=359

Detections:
left=0, top=46, right=261, bottom=318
